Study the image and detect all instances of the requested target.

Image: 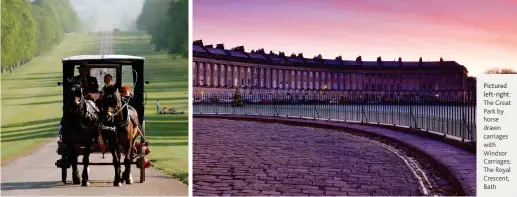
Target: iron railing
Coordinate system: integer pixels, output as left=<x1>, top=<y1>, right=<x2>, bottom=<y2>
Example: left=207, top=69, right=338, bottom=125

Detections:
left=193, top=90, right=476, bottom=142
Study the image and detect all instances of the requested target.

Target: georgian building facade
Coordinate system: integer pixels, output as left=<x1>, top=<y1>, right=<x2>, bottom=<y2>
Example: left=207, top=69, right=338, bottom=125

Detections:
left=193, top=40, right=472, bottom=101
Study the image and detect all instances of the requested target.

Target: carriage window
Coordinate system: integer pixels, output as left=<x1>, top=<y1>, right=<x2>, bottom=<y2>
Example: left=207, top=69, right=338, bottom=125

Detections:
left=121, top=66, right=135, bottom=92
left=74, top=65, right=118, bottom=89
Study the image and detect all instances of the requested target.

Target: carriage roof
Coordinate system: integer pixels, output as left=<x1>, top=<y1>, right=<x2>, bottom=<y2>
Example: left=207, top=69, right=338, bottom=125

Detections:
left=62, top=55, right=145, bottom=64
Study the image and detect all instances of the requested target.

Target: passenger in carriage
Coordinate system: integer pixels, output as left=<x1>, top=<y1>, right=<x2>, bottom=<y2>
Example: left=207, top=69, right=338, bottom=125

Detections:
left=120, top=85, right=135, bottom=107
left=97, top=74, right=115, bottom=108
left=103, top=74, right=115, bottom=89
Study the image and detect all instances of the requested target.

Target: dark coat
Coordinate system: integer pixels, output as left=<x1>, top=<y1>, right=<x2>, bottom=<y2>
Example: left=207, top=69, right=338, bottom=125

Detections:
left=73, top=75, right=99, bottom=94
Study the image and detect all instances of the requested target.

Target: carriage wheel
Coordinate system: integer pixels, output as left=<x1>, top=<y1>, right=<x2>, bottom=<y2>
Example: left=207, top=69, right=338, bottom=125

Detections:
left=139, top=121, right=146, bottom=183
left=61, top=155, right=67, bottom=184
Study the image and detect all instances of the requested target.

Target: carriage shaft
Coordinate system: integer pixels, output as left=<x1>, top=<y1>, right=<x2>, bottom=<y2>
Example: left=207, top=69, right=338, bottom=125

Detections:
left=77, top=162, right=137, bottom=165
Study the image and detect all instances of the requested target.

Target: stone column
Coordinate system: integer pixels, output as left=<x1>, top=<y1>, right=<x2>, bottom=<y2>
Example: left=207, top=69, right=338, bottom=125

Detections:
left=200, top=62, right=205, bottom=86
left=192, top=61, right=195, bottom=86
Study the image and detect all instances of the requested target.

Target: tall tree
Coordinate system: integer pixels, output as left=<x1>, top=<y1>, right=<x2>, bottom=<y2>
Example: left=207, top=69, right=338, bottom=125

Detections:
left=485, top=68, right=517, bottom=74
left=136, top=0, right=188, bottom=58
left=1, top=0, right=36, bottom=68
left=1, top=0, right=80, bottom=71
left=233, top=86, right=243, bottom=107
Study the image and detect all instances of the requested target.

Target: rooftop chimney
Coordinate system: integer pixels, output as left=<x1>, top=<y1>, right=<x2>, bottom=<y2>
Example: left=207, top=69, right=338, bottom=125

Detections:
left=193, top=40, right=204, bottom=45
left=232, top=46, right=245, bottom=52
left=216, top=44, right=225, bottom=49
left=356, top=56, right=363, bottom=65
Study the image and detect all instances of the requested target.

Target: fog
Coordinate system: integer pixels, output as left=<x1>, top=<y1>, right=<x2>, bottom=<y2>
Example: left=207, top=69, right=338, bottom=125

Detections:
left=70, top=0, right=145, bottom=31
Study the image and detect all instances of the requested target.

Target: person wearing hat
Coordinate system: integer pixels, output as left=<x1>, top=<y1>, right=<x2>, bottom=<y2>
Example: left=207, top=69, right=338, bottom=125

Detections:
left=120, top=85, right=135, bottom=106
left=73, top=64, right=99, bottom=96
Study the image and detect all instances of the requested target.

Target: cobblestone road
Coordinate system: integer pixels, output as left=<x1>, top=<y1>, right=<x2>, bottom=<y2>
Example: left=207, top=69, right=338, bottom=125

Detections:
left=193, top=118, right=425, bottom=196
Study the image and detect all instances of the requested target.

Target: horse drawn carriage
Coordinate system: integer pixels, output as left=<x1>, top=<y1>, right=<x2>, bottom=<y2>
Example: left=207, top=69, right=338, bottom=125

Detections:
left=55, top=55, right=151, bottom=186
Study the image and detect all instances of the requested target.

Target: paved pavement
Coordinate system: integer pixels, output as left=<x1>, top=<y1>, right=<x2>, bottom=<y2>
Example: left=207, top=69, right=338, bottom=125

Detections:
left=1, top=138, right=188, bottom=196
left=193, top=118, right=433, bottom=196
left=243, top=115, right=477, bottom=196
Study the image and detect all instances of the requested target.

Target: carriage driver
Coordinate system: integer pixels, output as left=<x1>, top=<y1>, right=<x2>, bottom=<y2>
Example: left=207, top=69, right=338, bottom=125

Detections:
left=74, top=64, right=99, bottom=97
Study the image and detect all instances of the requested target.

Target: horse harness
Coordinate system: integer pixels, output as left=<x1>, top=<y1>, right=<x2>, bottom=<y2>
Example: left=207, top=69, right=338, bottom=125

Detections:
left=101, top=102, right=130, bottom=132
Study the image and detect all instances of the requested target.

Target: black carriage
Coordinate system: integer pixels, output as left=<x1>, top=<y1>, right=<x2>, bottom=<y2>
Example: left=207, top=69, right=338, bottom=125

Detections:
left=55, top=55, right=151, bottom=184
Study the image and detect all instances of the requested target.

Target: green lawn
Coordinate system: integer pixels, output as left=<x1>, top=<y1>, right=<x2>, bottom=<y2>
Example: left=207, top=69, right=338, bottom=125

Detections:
left=1, top=33, right=99, bottom=161
left=113, top=33, right=189, bottom=184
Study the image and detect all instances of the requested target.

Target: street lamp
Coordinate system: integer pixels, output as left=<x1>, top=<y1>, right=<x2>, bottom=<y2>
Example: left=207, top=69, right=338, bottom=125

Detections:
left=322, top=84, right=328, bottom=101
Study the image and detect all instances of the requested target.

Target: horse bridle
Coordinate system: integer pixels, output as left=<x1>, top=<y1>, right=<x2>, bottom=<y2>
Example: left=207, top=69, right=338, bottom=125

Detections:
left=70, top=85, right=98, bottom=121
left=105, top=91, right=128, bottom=118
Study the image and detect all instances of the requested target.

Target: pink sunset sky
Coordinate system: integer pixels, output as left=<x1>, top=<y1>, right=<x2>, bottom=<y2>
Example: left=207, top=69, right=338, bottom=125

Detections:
left=193, top=0, right=517, bottom=76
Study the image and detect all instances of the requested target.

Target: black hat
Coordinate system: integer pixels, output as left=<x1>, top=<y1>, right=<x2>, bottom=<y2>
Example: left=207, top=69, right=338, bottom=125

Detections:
left=76, top=63, right=90, bottom=70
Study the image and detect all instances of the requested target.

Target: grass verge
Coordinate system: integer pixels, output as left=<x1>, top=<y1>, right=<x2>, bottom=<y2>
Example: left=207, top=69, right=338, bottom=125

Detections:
left=1, top=33, right=99, bottom=162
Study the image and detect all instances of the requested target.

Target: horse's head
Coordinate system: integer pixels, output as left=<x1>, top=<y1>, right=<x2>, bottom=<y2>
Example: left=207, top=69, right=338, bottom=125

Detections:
left=64, top=79, right=89, bottom=126
left=102, top=85, right=122, bottom=118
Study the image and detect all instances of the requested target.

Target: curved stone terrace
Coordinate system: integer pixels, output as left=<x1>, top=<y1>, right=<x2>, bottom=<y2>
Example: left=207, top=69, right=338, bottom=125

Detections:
left=193, top=116, right=475, bottom=196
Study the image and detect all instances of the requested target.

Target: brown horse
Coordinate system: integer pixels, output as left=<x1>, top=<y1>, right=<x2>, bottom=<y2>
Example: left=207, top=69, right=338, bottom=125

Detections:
left=61, top=82, right=99, bottom=186
left=99, top=85, right=140, bottom=186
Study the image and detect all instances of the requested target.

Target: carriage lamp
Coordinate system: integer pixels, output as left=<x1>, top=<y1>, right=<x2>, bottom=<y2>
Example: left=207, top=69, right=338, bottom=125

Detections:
left=135, top=141, right=151, bottom=155
left=55, top=158, right=70, bottom=168
left=136, top=157, right=152, bottom=169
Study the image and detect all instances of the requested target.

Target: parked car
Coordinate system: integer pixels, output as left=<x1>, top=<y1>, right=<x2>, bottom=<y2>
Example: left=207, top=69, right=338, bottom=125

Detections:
left=245, top=97, right=261, bottom=104
left=200, top=98, right=211, bottom=103
left=261, top=98, right=274, bottom=104
left=220, top=98, right=234, bottom=104
left=368, top=100, right=380, bottom=104
left=194, top=98, right=202, bottom=104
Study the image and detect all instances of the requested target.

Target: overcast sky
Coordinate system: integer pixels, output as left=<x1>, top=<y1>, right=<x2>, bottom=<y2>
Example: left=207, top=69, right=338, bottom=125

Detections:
left=70, top=0, right=145, bottom=31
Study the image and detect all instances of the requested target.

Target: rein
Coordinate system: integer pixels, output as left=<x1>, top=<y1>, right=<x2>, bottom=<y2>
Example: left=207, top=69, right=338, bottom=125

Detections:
left=104, top=96, right=130, bottom=128
left=110, top=102, right=128, bottom=118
